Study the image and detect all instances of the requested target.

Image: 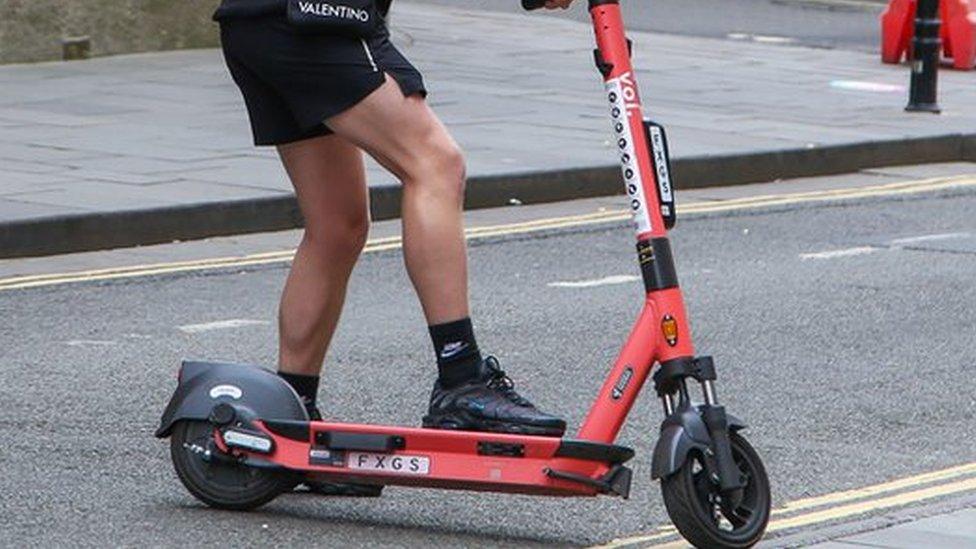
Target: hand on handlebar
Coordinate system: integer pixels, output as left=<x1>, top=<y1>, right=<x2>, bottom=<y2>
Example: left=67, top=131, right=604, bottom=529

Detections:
left=521, top=0, right=572, bottom=11
left=544, top=0, right=573, bottom=9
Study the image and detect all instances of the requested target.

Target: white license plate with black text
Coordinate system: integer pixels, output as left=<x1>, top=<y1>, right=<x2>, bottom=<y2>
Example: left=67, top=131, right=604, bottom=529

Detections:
left=347, top=452, right=431, bottom=475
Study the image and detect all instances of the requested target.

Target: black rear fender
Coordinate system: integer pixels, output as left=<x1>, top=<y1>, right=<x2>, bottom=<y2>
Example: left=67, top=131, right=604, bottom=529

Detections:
left=155, top=361, right=308, bottom=438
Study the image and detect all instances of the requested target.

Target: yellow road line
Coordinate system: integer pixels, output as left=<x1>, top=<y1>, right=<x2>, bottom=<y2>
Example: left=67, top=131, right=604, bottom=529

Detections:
left=769, top=476, right=976, bottom=530
left=1, top=174, right=974, bottom=292
left=594, top=460, right=976, bottom=548
left=678, top=174, right=976, bottom=214
left=0, top=212, right=629, bottom=291
left=773, top=461, right=976, bottom=515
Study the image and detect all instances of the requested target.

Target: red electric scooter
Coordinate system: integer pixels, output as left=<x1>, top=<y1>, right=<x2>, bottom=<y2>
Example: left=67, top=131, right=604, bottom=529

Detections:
left=156, top=1, right=772, bottom=546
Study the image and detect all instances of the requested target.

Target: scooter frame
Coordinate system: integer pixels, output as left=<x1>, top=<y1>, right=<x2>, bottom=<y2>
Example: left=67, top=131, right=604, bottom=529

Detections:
left=157, top=0, right=749, bottom=504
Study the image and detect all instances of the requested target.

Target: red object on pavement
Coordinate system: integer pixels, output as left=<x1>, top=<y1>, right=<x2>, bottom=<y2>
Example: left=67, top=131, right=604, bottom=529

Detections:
left=881, top=0, right=976, bottom=70
left=944, top=0, right=976, bottom=68
left=881, top=0, right=917, bottom=64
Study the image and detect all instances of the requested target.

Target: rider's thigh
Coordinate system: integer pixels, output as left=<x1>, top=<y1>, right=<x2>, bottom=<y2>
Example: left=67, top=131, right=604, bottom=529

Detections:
left=324, top=76, right=464, bottom=183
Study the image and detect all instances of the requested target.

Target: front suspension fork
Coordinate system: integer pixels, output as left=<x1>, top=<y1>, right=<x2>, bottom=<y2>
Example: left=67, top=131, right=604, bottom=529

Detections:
left=655, top=357, right=746, bottom=495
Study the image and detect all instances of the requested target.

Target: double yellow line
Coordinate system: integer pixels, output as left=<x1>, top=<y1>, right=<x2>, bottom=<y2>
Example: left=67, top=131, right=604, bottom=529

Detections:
left=594, top=461, right=976, bottom=548
left=1, top=174, right=974, bottom=293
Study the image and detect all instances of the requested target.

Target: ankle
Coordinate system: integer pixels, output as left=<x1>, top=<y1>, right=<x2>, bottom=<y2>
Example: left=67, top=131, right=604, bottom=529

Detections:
left=429, top=317, right=483, bottom=388
left=278, top=371, right=320, bottom=415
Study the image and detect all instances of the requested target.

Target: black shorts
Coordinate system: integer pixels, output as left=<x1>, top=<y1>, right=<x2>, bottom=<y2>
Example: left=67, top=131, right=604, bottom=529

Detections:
left=220, top=17, right=427, bottom=146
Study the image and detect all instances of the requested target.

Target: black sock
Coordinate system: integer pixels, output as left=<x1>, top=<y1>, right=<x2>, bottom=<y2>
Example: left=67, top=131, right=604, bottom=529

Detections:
left=429, top=317, right=483, bottom=388
left=279, top=371, right=320, bottom=414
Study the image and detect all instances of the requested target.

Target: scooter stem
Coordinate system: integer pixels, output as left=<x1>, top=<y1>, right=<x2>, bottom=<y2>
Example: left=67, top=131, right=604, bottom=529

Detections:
left=568, top=0, right=748, bottom=495
left=574, top=0, right=698, bottom=443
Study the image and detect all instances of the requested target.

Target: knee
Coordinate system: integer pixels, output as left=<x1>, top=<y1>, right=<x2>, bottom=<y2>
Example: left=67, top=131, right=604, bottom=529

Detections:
left=434, top=140, right=467, bottom=187
left=302, top=212, right=370, bottom=263
left=401, top=133, right=467, bottom=199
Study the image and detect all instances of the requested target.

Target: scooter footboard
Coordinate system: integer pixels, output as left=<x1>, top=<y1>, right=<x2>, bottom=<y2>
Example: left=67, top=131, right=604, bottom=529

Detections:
left=245, top=419, right=632, bottom=497
left=158, top=363, right=635, bottom=497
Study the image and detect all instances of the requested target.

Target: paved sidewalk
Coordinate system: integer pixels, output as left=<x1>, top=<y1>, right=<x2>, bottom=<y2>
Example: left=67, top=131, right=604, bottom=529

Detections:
left=1, top=2, right=975, bottom=256
left=811, top=507, right=976, bottom=548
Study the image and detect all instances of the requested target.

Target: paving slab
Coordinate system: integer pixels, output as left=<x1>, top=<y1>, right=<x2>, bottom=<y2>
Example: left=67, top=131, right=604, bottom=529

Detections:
left=1, top=2, right=975, bottom=257
left=810, top=508, right=976, bottom=549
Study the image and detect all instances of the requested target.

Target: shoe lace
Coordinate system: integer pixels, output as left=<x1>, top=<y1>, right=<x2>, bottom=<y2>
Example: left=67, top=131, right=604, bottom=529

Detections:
left=483, top=356, right=533, bottom=407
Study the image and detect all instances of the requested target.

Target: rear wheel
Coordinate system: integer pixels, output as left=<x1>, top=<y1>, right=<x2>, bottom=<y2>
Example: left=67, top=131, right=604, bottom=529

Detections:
left=170, top=420, right=295, bottom=510
left=661, top=432, right=771, bottom=548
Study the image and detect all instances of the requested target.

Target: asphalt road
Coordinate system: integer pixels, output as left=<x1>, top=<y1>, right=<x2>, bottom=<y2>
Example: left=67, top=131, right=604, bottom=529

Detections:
left=400, top=0, right=885, bottom=52
left=2, top=185, right=976, bottom=547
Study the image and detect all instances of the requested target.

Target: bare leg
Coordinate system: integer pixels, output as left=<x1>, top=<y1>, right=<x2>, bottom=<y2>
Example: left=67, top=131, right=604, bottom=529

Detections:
left=276, top=135, right=370, bottom=376
left=326, top=77, right=469, bottom=325
left=320, top=78, right=566, bottom=436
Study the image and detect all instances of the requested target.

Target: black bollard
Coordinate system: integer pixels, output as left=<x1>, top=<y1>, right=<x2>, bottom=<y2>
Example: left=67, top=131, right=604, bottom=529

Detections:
left=905, top=0, right=942, bottom=113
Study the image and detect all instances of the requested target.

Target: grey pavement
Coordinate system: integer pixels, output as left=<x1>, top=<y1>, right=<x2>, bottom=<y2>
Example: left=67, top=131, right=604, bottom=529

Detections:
left=2, top=170, right=976, bottom=546
left=812, top=508, right=976, bottom=548
left=412, top=0, right=887, bottom=52
left=1, top=2, right=975, bottom=256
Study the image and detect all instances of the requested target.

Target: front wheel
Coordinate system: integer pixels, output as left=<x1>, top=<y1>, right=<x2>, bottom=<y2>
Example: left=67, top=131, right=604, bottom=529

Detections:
left=170, top=420, right=295, bottom=510
left=661, top=432, right=771, bottom=548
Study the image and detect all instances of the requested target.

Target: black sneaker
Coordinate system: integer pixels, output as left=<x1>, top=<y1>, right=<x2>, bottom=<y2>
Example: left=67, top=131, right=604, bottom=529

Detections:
left=296, top=407, right=384, bottom=497
left=422, top=356, right=567, bottom=437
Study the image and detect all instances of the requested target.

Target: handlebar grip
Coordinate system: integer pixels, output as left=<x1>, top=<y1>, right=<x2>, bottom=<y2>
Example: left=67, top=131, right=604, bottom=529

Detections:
left=522, top=0, right=547, bottom=10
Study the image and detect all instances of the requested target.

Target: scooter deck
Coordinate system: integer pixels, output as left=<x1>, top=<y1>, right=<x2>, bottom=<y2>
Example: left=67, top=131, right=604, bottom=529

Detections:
left=226, top=418, right=635, bottom=497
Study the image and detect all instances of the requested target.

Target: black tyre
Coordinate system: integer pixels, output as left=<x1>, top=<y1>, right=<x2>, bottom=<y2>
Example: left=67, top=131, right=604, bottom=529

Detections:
left=170, top=420, right=296, bottom=510
left=661, top=432, right=771, bottom=548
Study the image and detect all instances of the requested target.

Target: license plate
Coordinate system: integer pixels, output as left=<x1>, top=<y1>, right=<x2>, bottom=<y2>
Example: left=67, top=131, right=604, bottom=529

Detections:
left=347, top=452, right=430, bottom=475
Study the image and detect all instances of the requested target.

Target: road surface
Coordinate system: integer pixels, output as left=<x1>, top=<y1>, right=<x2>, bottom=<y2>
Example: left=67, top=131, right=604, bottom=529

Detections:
left=2, top=166, right=976, bottom=547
